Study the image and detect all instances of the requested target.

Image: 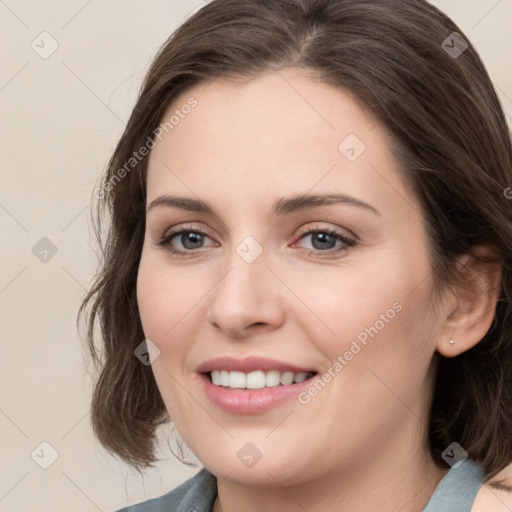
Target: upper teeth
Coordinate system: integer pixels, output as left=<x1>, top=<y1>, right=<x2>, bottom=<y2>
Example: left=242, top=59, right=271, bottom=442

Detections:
left=210, top=370, right=313, bottom=389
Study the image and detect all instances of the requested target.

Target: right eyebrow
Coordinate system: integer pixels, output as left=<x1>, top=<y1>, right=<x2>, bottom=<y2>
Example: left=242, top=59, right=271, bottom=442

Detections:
left=146, top=195, right=214, bottom=215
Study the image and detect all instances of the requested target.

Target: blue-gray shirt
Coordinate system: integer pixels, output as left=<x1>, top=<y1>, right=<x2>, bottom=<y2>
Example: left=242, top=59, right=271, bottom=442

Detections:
left=115, top=458, right=483, bottom=512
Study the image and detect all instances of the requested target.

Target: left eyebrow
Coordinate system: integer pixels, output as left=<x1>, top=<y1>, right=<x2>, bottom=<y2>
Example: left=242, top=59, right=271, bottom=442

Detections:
left=146, top=193, right=380, bottom=217
left=272, top=193, right=381, bottom=217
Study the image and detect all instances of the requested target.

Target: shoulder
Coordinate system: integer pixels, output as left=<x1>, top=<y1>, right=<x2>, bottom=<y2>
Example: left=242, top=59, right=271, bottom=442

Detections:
left=423, top=459, right=484, bottom=511
left=113, top=467, right=217, bottom=512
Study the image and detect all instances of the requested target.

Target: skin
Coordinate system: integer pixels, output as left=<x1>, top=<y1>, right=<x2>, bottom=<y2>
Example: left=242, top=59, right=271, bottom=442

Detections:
left=473, top=468, right=512, bottom=511
left=136, top=67, right=501, bottom=512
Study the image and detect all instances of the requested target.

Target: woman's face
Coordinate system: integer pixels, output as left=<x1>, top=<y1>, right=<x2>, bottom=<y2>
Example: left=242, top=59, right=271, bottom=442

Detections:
left=137, top=67, right=445, bottom=486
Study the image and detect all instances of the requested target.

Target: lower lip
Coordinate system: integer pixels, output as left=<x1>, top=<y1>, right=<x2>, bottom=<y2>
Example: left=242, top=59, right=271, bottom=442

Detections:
left=199, top=373, right=317, bottom=414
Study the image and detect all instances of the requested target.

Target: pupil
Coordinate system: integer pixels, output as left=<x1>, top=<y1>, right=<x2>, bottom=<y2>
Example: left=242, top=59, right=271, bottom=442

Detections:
left=182, top=232, right=203, bottom=249
left=312, top=233, right=335, bottom=250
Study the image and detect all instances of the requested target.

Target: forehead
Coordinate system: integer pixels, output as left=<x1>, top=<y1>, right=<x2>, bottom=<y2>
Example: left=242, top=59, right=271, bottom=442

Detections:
left=151, top=68, right=374, bottom=160
left=146, top=68, right=415, bottom=222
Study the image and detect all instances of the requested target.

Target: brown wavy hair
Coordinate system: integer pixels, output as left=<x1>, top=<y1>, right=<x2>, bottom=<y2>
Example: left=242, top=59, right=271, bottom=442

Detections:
left=78, top=0, right=512, bottom=480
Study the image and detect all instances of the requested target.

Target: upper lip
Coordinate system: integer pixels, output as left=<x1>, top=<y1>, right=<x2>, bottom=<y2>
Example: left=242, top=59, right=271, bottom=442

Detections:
left=197, top=356, right=316, bottom=374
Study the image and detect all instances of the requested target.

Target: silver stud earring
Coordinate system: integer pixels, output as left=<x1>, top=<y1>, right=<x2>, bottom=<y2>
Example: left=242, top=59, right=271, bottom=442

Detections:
left=449, top=339, right=454, bottom=345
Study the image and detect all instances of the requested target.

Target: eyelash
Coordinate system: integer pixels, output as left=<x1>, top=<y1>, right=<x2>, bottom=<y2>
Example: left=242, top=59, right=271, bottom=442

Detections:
left=156, top=224, right=356, bottom=258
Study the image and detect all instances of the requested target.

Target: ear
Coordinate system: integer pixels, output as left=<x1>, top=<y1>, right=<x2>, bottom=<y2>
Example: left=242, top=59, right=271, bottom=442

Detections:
left=436, top=245, right=502, bottom=358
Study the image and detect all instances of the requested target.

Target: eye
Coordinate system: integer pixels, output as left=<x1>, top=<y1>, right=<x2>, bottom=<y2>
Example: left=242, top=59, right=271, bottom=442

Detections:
left=293, top=226, right=356, bottom=256
left=157, top=225, right=217, bottom=255
left=156, top=224, right=356, bottom=258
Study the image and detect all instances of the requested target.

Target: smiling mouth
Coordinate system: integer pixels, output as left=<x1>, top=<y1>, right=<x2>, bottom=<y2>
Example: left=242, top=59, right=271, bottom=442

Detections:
left=205, top=369, right=318, bottom=390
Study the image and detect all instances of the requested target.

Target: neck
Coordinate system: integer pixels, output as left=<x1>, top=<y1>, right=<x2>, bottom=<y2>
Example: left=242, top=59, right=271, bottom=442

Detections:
left=212, top=413, right=448, bottom=512
left=213, top=464, right=446, bottom=512
left=214, top=456, right=446, bottom=512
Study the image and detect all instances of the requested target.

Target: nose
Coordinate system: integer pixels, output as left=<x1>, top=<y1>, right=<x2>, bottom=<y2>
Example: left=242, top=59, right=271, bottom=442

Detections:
left=206, top=245, right=285, bottom=339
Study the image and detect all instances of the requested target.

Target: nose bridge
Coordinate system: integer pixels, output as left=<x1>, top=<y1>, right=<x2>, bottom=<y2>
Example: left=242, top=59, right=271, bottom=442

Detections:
left=207, top=235, right=283, bottom=335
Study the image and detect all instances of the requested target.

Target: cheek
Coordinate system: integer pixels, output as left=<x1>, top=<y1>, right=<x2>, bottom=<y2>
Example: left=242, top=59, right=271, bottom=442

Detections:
left=284, top=261, right=406, bottom=342
left=136, top=251, right=202, bottom=417
left=136, top=247, right=216, bottom=375
left=136, top=257, right=167, bottom=340
left=298, top=250, right=435, bottom=375
left=137, top=247, right=194, bottom=336
left=136, top=250, right=186, bottom=358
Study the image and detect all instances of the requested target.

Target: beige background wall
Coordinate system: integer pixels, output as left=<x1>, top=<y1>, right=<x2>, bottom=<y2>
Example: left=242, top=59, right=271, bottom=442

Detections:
left=1, top=1, right=511, bottom=510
